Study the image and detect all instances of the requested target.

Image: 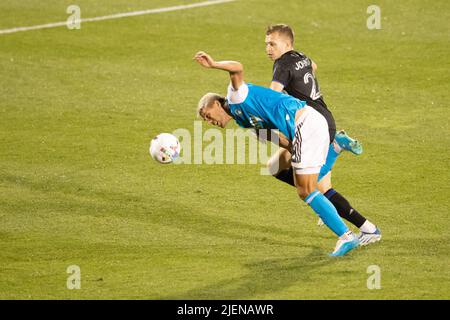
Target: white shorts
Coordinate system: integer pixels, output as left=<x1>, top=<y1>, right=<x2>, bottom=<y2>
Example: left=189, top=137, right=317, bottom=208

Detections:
left=291, top=105, right=330, bottom=175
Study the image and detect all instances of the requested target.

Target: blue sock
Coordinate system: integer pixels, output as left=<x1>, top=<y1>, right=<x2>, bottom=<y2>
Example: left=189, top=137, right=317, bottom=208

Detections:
left=318, top=144, right=340, bottom=181
left=305, top=190, right=349, bottom=237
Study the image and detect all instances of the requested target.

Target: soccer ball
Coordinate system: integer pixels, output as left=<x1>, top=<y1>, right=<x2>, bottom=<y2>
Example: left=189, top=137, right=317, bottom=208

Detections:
left=149, top=133, right=181, bottom=164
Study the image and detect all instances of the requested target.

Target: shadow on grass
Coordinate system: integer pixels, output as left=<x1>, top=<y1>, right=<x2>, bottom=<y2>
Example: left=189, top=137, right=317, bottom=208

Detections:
left=2, top=172, right=350, bottom=299
left=0, top=171, right=333, bottom=247
left=163, top=246, right=338, bottom=299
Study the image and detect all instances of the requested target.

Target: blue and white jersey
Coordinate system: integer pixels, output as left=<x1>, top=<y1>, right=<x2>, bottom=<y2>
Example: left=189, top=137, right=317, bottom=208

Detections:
left=226, top=82, right=306, bottom=140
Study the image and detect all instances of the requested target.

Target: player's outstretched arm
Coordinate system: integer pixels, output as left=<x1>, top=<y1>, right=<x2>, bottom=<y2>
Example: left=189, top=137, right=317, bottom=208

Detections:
left=193, top=51, right=244, bottom=90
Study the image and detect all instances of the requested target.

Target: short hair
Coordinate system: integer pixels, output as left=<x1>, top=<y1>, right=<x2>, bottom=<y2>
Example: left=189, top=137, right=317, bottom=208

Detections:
left=266, top=24, right=294, bottom=45
left=197, top=92, right=226, bottom=118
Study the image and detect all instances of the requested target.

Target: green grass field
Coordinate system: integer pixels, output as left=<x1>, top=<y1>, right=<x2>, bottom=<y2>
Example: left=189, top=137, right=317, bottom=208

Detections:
left=1, top=0, right=449, bottom=299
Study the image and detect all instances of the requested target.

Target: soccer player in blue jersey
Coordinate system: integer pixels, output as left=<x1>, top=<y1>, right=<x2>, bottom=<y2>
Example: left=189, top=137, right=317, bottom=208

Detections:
left=193, top=51, right=360, bottom=256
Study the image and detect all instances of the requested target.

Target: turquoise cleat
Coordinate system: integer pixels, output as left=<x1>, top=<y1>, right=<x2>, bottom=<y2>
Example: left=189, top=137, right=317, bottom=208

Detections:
left=334, top=130, right=363, bottom=155
left=329, top=235, right=360, bottom=257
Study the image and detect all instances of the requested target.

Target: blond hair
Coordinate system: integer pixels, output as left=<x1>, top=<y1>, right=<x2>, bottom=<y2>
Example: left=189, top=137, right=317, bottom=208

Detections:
left=197, top=92, right=226, bottom=118
left=266, top=24, right=295, bottom=45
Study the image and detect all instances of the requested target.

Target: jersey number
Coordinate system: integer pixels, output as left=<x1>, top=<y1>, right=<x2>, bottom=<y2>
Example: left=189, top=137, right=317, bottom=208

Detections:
left=303, top=72, right=321, bottom=100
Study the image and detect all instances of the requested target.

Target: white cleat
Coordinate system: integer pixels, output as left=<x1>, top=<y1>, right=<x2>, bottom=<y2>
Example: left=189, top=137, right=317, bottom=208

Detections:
left=358, top=228, right=382, bottom=246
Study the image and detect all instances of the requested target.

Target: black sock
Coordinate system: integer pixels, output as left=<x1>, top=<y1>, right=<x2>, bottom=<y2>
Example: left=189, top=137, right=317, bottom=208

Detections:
left=274, top=168, right=295, bottom=187
left=324, top=189, right=367, bottom=228
left=274, top=172, right=367, bottom=228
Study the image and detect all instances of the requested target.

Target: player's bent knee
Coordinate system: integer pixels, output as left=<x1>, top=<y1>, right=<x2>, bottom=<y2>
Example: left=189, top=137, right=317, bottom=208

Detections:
left=296, top=185, right=317, bottom=200
left=296, top=187, right=309, bottom=200
left=294, top=170, right=320, bottom=200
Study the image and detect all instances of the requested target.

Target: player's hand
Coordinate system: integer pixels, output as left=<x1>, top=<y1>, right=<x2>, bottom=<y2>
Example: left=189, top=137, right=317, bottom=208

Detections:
left=194, top=51, right=216, bottom=68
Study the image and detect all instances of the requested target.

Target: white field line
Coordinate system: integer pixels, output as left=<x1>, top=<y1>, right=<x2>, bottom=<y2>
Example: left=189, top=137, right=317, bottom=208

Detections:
left=0, top=0, right=237, bottom=35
